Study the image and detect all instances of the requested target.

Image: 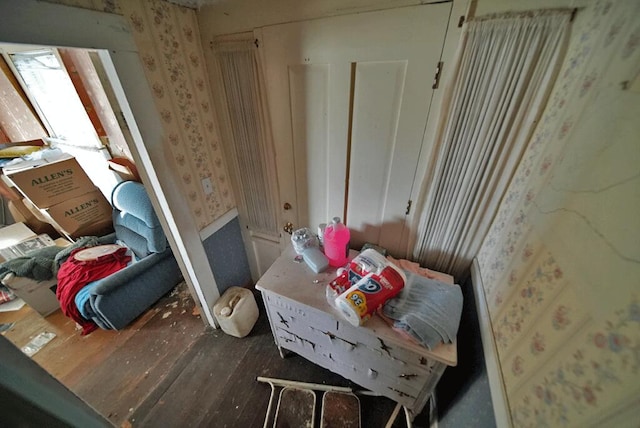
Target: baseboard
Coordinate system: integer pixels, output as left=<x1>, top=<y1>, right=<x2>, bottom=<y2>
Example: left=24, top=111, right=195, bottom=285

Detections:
left=470, top=258, right=512, bottom=427
left=199, top=208, right=238, bottom=240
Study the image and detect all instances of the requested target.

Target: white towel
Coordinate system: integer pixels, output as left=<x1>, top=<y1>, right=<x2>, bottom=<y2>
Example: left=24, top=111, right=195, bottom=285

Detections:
left=383, top=271, right=463, bottom=349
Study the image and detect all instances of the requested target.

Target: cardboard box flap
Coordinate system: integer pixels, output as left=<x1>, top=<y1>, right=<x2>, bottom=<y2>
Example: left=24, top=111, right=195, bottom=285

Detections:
left=4, top=156, right=95, bottom=208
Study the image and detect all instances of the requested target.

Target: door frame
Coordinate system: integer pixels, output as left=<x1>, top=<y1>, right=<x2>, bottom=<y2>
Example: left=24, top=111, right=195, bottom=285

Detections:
left=0, top=335, right=111, bottom=426
left=207, top=32, right=283, bottom=280
left=0, top=0, right=220, bottom=327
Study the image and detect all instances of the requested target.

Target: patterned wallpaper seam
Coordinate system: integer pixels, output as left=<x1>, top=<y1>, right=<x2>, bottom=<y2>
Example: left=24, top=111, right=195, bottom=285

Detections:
left=505, top=310, right=592, bottom=396
left=132, top=1, right=206, bottom=223
left=171, top=6, right=211, bottom=218
left=497, top=271, right=570, bottom=357
left=182, top=8, right=234, bottom=216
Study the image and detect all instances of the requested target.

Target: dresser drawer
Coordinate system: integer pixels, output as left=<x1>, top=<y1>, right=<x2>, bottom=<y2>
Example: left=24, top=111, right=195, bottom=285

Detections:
left=274, top=326, right=420, bottom=409
left=334, top=317, right=441, bottom=372
left=265, top=292, right=439, bottom=405
left=324, top=336, right=433, bottom=398
left=264, top=292, right=438, bottom=377
left=264, top=291, right=338, bottom=334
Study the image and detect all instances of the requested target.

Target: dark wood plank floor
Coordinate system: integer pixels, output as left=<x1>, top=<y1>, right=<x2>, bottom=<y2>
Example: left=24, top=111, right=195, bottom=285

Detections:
left=1, top=284, right=431, bottom=427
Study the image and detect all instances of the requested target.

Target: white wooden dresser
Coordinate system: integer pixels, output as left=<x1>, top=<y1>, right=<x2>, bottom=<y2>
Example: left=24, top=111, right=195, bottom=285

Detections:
left=255, top=247, right=457, bottom=416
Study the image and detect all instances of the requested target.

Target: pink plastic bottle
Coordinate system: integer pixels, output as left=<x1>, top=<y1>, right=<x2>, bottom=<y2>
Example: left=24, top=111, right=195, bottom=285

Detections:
left=323, top=217, right=350, bottom=267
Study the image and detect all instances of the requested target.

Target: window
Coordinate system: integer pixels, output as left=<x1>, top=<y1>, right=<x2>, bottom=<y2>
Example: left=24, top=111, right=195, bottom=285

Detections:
left=0, top=44, right=120, bottom=199
left=5, top=47, right=101, bottom=148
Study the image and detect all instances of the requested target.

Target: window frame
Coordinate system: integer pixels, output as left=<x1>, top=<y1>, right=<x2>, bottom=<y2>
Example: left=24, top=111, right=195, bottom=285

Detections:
left=0, top=43, right=102, bottom=149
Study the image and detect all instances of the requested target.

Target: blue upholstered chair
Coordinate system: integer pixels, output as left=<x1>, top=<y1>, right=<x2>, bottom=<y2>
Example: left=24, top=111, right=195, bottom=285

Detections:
left=83, top=181, right=183, bottom=330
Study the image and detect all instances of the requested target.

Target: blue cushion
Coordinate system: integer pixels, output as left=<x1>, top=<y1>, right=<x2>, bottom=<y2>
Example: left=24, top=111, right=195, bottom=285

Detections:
left=110, top=181, right=168, bottom=257
left=113, top=212, right=166, bottom=257
left=111, top=181, right=161, bottom=229
left=75, top=280, right=100, bottom=319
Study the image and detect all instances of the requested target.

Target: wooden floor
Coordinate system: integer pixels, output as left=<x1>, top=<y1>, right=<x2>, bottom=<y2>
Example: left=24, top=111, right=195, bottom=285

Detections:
left=0, top=284, right=431, bottom=427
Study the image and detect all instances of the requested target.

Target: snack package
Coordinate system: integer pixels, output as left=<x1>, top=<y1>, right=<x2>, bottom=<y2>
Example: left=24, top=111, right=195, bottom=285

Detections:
left=326, top=249, right=406, bottom=326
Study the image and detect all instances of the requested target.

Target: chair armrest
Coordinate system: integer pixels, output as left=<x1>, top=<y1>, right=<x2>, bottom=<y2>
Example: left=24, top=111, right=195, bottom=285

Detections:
left=88, top=248, right=182, bottom=330
left=89, top=249, right=171, bottom=296
left=98, top=233, right=117, bottom=246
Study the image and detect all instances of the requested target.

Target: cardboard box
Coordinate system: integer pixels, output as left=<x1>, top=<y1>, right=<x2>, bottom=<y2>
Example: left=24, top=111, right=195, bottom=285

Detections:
left=4, top=156, right=96, bottom=208
left=2, top=275, right=59, bottom=317
left=41, top=189, right=114, bottom=239
left=7, top=199, right=59, bottom=238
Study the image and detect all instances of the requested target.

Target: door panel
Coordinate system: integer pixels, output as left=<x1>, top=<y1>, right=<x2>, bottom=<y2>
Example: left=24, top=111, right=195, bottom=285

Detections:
left=348, top=60, right=407, bottom=251
left=289, top=64, right=329, bottom=229
left=261, top=3, right=450, bottom=257
left=250, top=231, right=282, bottom=276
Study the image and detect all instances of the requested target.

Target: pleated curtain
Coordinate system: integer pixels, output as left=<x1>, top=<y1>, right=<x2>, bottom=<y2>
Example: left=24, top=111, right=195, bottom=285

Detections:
left=414, top=10, right=572, bottom=279
left=214, top=37, right=279, bottom=236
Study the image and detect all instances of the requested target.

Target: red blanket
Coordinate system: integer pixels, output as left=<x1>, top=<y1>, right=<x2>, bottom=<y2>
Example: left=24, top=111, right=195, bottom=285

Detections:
left=56, top=247, right=131, bottom=335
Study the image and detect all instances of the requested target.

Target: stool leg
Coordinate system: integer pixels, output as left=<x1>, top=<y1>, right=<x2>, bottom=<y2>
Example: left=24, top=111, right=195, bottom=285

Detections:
left=262, top=381, right=276, bottom=428
left=385, top=402, right=402, bottom=428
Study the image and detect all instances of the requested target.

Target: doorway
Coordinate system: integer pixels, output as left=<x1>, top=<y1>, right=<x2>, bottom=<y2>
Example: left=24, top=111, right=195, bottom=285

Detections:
left=0, top=0, right=221, bottom=327
left=0, top=0, right=217, bottom=423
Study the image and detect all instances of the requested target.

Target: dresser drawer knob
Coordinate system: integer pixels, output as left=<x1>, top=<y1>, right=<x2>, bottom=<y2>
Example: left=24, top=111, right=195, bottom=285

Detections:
left=368, top=368, right=378, bottom=379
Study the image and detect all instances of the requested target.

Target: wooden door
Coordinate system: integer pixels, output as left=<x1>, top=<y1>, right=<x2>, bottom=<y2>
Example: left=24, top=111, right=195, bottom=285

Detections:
left=261, top=3, right=450, bottom=257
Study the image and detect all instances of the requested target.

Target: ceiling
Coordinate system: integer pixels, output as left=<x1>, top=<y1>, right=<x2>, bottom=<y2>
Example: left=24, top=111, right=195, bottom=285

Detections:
left=165, top=0, right=224, bottom=9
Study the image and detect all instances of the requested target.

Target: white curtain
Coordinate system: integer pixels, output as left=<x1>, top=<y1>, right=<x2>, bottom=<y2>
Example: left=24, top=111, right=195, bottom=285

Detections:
left=213, top=37, right=278, bottom=236
left=414, top=10, right=572, bottom=279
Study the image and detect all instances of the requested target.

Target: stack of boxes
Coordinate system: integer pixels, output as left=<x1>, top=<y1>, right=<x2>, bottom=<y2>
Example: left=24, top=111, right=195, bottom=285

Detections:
left=0, top=222, right=62, bottom=317
left=2, top=155, right=114, bottom=240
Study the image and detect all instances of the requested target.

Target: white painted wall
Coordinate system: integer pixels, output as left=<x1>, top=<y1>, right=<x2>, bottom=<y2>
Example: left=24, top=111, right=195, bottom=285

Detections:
left=198, top=0, right=432, bottom=38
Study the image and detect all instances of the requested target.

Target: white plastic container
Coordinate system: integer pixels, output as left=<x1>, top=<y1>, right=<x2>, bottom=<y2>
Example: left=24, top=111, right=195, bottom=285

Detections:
left=213, top=286, right=259, bottom=338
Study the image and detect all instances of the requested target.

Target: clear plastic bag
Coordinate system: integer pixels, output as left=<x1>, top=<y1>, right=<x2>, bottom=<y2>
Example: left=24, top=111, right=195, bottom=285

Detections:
left=291, top=227, right=319, bottom=255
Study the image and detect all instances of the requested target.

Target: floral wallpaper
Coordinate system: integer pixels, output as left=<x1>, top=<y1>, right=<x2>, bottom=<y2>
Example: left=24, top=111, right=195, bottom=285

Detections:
left=477, top=0, right=640, bottom=426
left=121, top=0, right=235, bottom=228
left=45, top=0, right=235, bottom=229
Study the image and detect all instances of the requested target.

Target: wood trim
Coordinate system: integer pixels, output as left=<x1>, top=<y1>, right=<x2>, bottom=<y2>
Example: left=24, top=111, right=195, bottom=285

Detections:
left=0, top=336, right=112, bottom=426
left=0, top=1, right=135, bottom=51
left=343, top=62, right=356, bottom=225
left=470, top=258, right=513, bottom=427
left=0, top=124, right=9, bottom=143
left=98, top=49, right=220, bottom=328
left=199, top=208, right=238, bottom=240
